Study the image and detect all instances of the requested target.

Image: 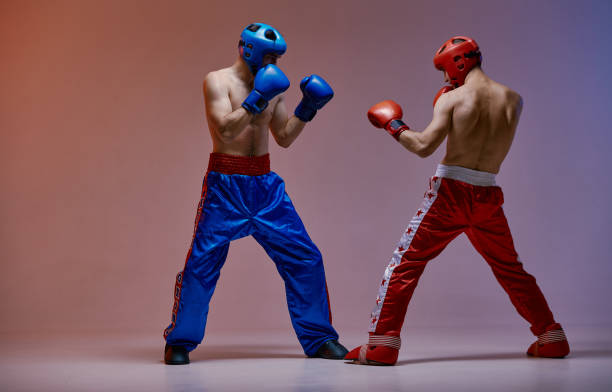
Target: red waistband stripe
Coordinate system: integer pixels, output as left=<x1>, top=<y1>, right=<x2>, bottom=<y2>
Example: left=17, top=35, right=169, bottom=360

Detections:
left=207, top=153, right=270, bottom=176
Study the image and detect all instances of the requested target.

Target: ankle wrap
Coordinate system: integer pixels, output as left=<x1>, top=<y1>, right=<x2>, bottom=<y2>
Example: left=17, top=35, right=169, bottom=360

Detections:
left=538, top=328, right=567, bottom=345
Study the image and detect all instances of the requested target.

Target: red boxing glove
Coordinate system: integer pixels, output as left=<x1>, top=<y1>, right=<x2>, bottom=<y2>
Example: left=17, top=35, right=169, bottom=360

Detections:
left=367, top=100, right=410, bottom=140
left=433, top=86, right=453, bottom=107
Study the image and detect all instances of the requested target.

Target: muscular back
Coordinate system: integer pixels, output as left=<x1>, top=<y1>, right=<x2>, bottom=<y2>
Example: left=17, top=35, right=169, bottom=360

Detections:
left=441, top=71, right=523, bottom=174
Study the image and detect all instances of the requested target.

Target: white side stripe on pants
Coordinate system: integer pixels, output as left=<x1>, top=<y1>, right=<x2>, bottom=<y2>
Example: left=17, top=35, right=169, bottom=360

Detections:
left=369, top=176, right=442, bottom=332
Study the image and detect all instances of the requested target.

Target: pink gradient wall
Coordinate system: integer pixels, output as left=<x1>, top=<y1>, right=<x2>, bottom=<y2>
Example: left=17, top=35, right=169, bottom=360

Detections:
left=2, top=0, right=611, bottom=336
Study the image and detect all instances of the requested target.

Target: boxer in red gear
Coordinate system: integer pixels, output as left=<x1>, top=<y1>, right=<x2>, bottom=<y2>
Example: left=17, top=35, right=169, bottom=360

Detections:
left=346, top=36, right=569, bottom=366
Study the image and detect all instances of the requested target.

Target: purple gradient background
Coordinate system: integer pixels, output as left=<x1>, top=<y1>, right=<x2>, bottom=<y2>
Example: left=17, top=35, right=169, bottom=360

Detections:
left=1, top=0, right=611, bottom=336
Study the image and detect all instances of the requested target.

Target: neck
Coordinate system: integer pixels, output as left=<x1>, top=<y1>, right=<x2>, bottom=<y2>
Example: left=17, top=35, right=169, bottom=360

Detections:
left=233, top=58, right=254, bottom=83
left=464, top=67, right=487, bottom=85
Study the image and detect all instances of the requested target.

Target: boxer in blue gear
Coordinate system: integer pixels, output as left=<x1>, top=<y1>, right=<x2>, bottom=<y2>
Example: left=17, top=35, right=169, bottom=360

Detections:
left=163, top=23, right=345, bottom=365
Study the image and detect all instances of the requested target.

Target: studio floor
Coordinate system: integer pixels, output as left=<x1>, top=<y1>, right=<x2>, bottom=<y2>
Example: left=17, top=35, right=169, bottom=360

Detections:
left=1, top=325, right=611, bottom=392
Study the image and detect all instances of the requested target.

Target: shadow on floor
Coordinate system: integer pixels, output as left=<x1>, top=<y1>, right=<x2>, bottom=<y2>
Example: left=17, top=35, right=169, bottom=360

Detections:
left=118, top=343, right=306, bottom=363
left=395, top=349, right=612, bottom=366
left=192, top=344, right=306, bottom=361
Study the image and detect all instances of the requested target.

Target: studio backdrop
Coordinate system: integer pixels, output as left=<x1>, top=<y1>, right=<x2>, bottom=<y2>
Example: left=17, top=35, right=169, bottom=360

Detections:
left=1, top=0, right=611, bottom=336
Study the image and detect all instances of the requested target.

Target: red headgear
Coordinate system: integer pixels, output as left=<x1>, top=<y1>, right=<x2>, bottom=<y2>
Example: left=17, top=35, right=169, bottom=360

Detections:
left=433, top=36, right=482, bottom=87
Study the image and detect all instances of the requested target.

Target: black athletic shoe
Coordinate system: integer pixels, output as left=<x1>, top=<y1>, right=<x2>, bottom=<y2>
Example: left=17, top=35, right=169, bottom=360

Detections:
left=164, top=344, right=190, bottom=365
left=311, top=339, right=349, bottom=360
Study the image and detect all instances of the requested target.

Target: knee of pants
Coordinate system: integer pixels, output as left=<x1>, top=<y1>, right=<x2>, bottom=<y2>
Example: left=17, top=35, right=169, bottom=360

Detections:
left=305, top=246, right=324, bottom=268
left=287, top=239, right=322, bottom=262
left=311, top=245, right=323, bottom=261
left=285, top=246, right=324, bottom=273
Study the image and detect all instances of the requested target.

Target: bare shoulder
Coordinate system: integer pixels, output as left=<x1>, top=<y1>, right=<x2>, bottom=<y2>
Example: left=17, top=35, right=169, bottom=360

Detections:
left=436, top=86, right=470, bottom=112
left=492, top=80, right=522, bottom=108
left=204, top=68, right=227, bottom=88
left=493, top=83, right=523, bottom=128
left=443, top=86, right=479, bottom=131
left=504, top=87, right=523, bottom=118
left=504, top=86, right=522, bottom=107
left=450, top=86, right=479, bottom=115
left=204, top=68, right=233, bottom=98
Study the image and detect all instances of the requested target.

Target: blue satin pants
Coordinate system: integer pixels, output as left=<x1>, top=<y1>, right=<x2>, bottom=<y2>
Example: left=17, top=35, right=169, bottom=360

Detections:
left=163, top=169, right=338, bottom=356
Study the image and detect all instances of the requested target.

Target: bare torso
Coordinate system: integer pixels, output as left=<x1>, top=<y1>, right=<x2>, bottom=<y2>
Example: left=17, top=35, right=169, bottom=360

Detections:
left=203, top=58, right=303, bottom=155
left=204, top=65, right=282, bottom=156
left=204, top=67, right=277, bottom=156
left=440, top=69, right=523, bottom=174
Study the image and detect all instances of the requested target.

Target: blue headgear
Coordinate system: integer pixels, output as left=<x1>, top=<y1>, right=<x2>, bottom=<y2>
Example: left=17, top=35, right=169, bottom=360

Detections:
left=238, top=23, right=287, bottom=75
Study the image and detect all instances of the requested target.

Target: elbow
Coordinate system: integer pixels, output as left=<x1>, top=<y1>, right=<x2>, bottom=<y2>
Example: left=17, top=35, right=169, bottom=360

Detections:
left=274, top=133, right=292, bottom=148
left=415, top=144, right=434, bottom=158
left=402, top=134, right=435, bottom=158
left=277, top=138, right=292, bottom=148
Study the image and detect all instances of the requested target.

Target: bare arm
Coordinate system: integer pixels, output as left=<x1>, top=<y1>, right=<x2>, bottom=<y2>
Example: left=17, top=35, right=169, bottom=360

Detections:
left=204, top=72, right=254, bottom=143
left=269, top=95, right=306, bottom=148
left=397, top=94, right=454, bottom=157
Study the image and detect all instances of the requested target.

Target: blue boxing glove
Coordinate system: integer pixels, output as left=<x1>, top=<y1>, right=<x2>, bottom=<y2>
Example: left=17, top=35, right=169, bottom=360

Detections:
left=294, top=75, right=334, bottom=122
left=242, top=64, right=290, bottom=114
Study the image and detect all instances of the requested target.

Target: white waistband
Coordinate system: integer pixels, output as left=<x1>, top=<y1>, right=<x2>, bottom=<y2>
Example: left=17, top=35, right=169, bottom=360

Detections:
left=435, top=164, right=496, bottom=186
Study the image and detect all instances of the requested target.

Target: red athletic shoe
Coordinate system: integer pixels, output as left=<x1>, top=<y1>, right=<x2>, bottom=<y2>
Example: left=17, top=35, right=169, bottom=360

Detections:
left=344, top=334, right=400, bottom=366
left=527, top=323, right=570, bottom=358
